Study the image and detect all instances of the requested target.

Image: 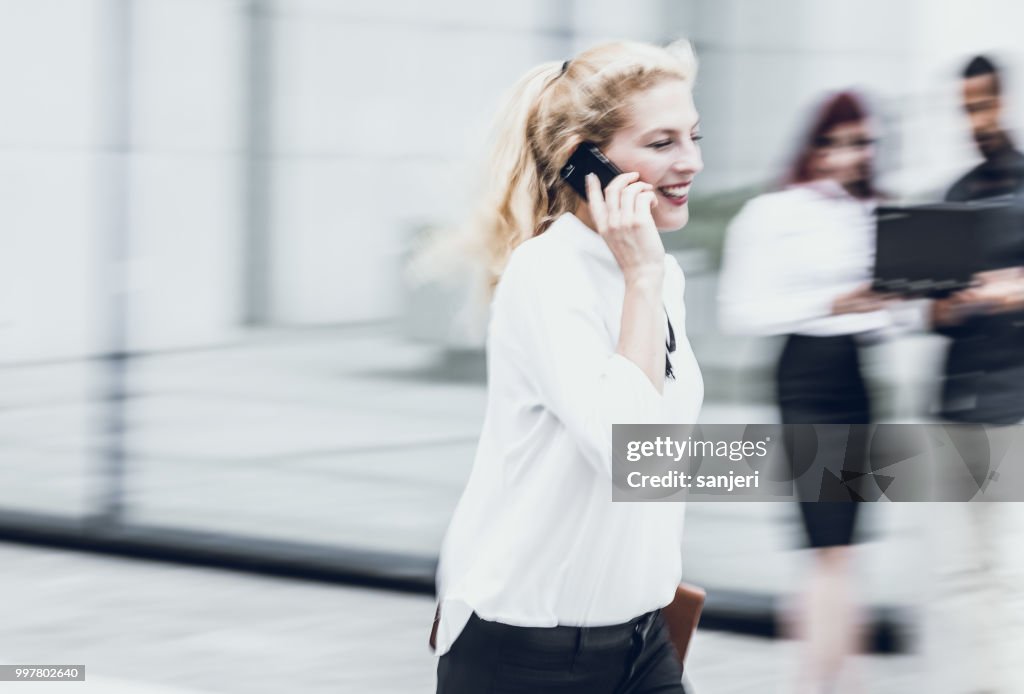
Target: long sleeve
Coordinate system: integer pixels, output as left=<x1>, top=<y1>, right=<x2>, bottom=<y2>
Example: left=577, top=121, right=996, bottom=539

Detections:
left=718, top=197, right=837, bottom=336
left=495, top=245, right=665, bottom=479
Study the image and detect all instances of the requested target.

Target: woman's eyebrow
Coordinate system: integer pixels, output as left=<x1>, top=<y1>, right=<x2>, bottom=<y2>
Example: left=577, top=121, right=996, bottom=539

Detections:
left=640, top=120, right=701, bottom=139
left=640, top=127, right=679, bottom=139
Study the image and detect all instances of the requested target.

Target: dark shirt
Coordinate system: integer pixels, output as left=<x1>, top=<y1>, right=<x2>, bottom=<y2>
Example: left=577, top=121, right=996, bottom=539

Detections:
left=939, top=147, right=1024, bottom=424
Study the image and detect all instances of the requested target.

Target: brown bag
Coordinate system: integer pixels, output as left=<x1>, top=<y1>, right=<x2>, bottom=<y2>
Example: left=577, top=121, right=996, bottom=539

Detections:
left=660, top=582, right=705, bottom=665
left=429, top=583, right=705, bottom=663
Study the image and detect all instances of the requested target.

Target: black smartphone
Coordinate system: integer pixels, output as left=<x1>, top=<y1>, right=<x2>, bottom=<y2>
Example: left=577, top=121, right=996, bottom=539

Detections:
left=560, top=142, right=622, bottom=200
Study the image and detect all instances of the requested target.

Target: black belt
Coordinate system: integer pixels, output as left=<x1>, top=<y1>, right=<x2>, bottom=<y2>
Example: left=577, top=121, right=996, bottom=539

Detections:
left=469, top=610, right=660, bottom=651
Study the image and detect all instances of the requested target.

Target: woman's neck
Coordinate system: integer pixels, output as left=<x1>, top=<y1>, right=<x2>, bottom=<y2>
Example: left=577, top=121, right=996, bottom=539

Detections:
left=572, top=201, right=599, bottom=233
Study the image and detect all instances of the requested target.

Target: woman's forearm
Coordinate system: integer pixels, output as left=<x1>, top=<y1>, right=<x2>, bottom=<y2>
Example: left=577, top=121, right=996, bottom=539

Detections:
left=616, top=270, right=666, bottom=394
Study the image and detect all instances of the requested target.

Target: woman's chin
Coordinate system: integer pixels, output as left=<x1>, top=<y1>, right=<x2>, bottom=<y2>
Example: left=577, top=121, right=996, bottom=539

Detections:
left=655, top=206, right=689, bottom=231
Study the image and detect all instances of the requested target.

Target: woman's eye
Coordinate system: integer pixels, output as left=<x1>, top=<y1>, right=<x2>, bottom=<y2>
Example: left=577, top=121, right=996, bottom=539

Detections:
left=650, top=140, right=672, bottom=150
left=691, top=134, right=703, bottom=142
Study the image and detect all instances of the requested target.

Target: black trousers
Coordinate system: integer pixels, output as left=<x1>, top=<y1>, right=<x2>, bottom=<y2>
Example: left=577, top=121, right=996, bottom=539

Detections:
left=435, top=610, right=687, bottom=694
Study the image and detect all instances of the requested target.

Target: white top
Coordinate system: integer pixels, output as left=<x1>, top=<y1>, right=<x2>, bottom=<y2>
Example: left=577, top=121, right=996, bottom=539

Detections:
left=718, top=181, right=928, bottom=337
left=433, top=212, right=704, bottom=656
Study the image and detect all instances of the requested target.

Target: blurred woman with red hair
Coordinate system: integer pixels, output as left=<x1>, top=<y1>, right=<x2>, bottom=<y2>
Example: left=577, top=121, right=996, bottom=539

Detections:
left=719, top=91, right=899, bottom=693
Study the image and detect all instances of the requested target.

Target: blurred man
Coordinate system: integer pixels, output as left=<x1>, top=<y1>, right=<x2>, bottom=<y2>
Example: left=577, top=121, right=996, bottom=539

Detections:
left=927, top=55, right=1024, bottom=694
left=933, top=55, right=1024, bottom=422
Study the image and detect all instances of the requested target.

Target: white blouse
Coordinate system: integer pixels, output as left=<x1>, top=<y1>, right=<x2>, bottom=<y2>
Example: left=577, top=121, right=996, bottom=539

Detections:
left=718, top=181, right=927, bottom=337
left=434, top=212, right=704, bottom=656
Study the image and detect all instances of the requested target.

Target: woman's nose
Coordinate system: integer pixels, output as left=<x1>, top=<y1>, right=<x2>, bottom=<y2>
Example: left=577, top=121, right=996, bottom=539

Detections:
left=674, top=149, right=703, bottom=175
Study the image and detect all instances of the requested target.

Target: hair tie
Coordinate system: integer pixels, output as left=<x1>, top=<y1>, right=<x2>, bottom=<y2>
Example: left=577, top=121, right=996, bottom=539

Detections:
left=561, top=60, right=570, bottom=75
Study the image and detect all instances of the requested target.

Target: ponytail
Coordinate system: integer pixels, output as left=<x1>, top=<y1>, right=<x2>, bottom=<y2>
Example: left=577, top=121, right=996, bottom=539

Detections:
left=406, top=62, right=562, bottom=295
left=476, top=62, right=564, bottom=289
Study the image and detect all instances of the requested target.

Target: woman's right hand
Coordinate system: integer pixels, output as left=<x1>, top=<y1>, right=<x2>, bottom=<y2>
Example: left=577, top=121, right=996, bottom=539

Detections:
left=831, top=282, right=898, bottom=315
left=585, top=172, right=664, bottom=283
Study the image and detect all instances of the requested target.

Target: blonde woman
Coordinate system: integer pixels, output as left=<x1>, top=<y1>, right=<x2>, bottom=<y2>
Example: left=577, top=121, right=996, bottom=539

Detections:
left=429, top=40, right=704, bottom=693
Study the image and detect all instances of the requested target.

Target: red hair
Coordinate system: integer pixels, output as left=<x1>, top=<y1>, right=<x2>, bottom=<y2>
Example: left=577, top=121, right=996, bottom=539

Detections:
left=784, top=91, right=873, bottom=191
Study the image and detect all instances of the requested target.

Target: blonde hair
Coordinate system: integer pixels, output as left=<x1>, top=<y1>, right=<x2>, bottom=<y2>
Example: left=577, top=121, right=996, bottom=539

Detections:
left=410, top=39, right=697, bottom=295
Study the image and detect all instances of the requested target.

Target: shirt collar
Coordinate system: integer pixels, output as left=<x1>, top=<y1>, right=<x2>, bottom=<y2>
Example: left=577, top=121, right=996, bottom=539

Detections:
left=546, top=212, right=681, bottom=276
left=549, top=212, right=617, bottom=262
left=980, top=147, right=1024, bottom=176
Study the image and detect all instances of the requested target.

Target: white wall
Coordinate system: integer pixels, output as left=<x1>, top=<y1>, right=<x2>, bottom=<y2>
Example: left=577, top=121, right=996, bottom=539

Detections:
left=0, top=0, right=244, bottom=363
left=0, top=0, right=103, bottom=362
left=4, top=0, right=1024, bottom=361
left=126, top=0, right=245, bottom=352
left=267, top=0, right=571, bottom=325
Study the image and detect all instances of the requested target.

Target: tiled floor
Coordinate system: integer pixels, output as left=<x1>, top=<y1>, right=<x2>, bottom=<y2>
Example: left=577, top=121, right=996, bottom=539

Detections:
left=0, top=542, right=926, bottom=693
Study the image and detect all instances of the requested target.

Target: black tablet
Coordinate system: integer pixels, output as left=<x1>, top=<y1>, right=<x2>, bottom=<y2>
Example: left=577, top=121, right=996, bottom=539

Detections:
left=872, top=201, right=1015, bottom=297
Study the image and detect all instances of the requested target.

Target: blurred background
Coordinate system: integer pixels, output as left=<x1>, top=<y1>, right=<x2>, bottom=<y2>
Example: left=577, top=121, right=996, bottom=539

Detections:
left=2, top=0, right=1023, bottom=692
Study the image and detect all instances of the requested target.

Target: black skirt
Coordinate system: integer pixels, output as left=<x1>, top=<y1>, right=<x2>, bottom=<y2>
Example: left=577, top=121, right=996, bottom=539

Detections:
left=776, top=334, right=870, bottom=548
